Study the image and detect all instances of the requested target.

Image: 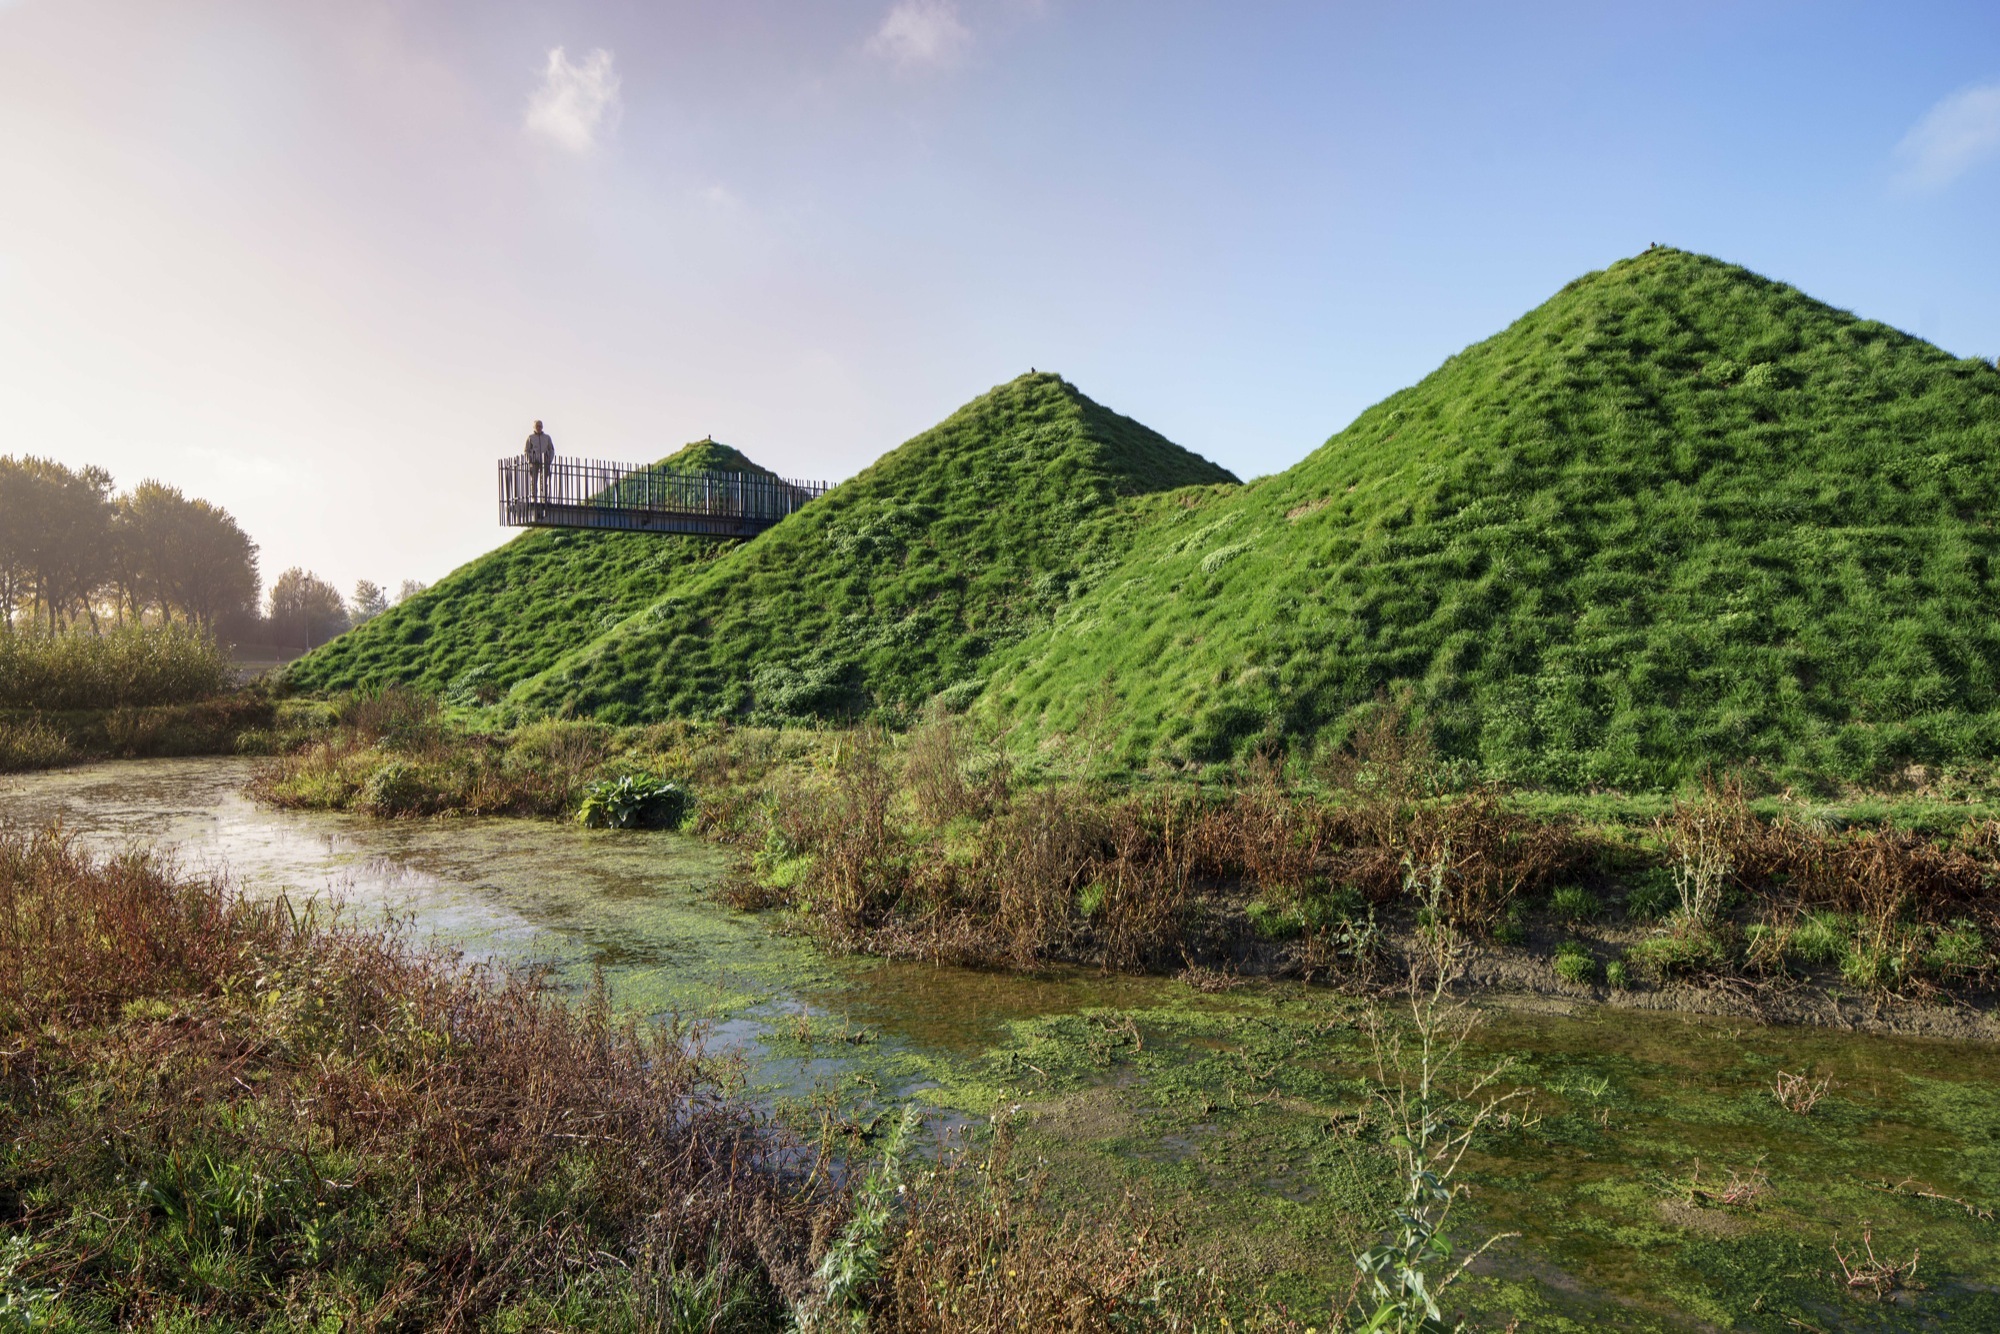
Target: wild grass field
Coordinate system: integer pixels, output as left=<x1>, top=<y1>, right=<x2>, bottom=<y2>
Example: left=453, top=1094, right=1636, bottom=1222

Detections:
left=0, top=624, right=231, bottom=711
left=0, top=625, right=280, bottom=772
left=0, top=825, right=1465, bottom=1332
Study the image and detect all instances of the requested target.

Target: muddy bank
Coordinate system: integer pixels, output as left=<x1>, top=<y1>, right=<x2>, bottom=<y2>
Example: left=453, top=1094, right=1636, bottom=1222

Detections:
left=1462, top=967, right=2000, bottom=1042
left=1339, top=919, right=2000, bottom=1042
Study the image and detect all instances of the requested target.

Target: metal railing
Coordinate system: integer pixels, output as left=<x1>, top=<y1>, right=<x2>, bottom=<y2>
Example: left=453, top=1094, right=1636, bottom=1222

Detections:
left=498, top=456, right=828, bottom=538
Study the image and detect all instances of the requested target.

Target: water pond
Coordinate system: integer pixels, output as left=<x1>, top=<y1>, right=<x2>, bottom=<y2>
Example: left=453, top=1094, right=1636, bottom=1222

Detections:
left=6, top=757, right=1998, bottom=1331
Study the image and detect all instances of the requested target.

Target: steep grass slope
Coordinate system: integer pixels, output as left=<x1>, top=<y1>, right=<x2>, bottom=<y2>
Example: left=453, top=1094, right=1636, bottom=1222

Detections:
left=285, top=441, right=772, bottom=701
left=508, top=373, right=1238, bottom=722
left=980, top=249, right=2000, bottom=787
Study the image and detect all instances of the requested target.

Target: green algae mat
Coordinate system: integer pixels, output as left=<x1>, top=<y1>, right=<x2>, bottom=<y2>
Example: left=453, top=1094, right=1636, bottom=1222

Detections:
left=799, top=974, right=2000, bottom=1331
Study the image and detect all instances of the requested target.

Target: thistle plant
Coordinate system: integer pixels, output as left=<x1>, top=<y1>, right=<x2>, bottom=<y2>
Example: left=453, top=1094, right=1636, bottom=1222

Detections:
left=799, top=1105, right=922, bottom=1333
left=1339, top=970, right=1526, bottom=1333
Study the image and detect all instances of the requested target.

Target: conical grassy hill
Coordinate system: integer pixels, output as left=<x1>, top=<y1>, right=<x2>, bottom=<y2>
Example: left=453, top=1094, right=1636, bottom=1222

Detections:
left=504, top=373, right=1238, bottom=723
left=285, top=440, right=775, bottom=702
left=979, top=248, right=2000, bottom=787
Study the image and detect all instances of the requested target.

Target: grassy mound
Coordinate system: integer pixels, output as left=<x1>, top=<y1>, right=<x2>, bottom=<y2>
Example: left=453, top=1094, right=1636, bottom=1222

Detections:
left=505, top=373, right=1237, bottom=723
left=283, top=440, right=776, bottom=702
left=980, top=248, right=2000, bottom=787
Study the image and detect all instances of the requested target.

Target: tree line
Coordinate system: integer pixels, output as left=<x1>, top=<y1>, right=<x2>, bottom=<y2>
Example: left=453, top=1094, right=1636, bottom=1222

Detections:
left=1, top=455, right=426, bottom=651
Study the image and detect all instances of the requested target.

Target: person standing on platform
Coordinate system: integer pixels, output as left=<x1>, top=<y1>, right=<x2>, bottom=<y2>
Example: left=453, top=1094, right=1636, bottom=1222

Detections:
left=524, top=421, right=554, bottom=500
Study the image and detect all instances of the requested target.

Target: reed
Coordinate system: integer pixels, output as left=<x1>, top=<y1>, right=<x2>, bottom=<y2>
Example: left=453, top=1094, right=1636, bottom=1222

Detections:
left=0, top=623, right=230, bottom=710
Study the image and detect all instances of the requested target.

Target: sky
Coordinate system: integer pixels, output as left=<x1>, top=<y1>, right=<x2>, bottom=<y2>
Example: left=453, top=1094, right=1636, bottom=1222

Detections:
left=3, top=0, right=1998, bottom=601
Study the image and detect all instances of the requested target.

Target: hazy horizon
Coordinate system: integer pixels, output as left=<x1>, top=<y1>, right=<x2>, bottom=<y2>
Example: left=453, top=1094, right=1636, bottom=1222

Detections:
left=4, top=0, right=1998, bottom=599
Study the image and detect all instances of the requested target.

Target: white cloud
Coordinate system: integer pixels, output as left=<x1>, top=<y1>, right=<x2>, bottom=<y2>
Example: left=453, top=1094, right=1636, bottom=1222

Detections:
left=867, top=0, right=971, bottom=70
left=525, top=46, right=620, bottom=153
left=1895, top=82, right=2000, bottom=190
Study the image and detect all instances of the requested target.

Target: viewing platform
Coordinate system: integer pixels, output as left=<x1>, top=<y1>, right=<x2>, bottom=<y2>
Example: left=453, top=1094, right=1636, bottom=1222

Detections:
left=498, top=456, right=828, bottom=539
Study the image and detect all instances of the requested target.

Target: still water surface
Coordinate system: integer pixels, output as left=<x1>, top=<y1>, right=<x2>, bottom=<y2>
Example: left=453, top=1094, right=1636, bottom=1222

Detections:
left=0, top=756, right=1158, bottom=1092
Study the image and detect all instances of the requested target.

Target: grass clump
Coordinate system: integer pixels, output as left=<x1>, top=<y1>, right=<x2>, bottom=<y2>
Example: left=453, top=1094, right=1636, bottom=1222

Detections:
left=1924, top=920, right=1987, bottom=977
left=1790, top=910, right=1850, bottom=965
left=1552, top=940, right=1598, bottom=985
left=0, top=624, right=229, bottom=710
left=1622, top=872, right=1676, bottom=922
left=1626, top=923, right=1732, bottom=981
left=1548, top=885, right=1601, bottom=924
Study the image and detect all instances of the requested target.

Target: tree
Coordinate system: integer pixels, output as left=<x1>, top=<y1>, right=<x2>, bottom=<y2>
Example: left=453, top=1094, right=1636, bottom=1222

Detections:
left=351, top=580, right=389, bottom=623
left=113, top=481, right=260, bottom=629
left=0, top=456, right=114, bottom=628
left=174, top=498, right=261, bottom=629
left=268, top=568, right=349, bottom=650
left=396, top=579, right=429, bottom=603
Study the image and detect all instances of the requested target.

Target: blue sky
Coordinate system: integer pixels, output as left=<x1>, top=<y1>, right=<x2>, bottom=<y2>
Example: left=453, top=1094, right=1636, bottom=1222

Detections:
left=2, top=0, right=1997, bottom=595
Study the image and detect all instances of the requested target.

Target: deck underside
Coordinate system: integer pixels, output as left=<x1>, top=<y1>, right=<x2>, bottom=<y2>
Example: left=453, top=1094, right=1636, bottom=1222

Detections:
left=500, top=500, right=779, bottom=539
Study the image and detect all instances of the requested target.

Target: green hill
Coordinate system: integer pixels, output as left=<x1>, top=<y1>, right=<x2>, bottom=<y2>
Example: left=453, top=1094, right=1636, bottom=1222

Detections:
left=285, top=440, right=771, bottom=701
left=978, top=248, right=2000, bottom=787
left=504, top=373, right=1238, bottom=723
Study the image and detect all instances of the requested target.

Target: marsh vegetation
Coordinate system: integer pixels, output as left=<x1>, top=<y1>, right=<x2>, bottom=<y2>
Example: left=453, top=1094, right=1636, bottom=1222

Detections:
left=253, top=694, right=2000, bottom=1021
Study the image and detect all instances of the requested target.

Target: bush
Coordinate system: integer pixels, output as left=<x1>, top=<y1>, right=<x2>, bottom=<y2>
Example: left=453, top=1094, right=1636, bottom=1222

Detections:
left=578, top=774, right=691, bottom=830
left=1553, top=941, right=1598, bottom=985
left=1247, top=886, right=1368, bottom=941
left=359, top=759, right=432, bottom=816
left=336, top=683, right=443, bottom=749
left=1839, top=934, right=1914, bottom=991
left=1604, top=958, right=1631, bottom=990
left=1243, top=896, right=1293, bottom=940
left=0, top=624, right=230, bottom=710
